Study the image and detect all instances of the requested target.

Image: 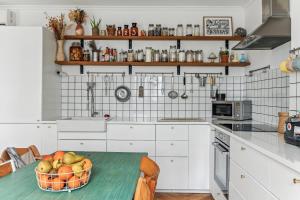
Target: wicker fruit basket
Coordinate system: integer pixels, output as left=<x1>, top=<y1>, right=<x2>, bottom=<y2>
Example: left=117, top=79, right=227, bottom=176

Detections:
left=35, top=151, right=92, bottom=192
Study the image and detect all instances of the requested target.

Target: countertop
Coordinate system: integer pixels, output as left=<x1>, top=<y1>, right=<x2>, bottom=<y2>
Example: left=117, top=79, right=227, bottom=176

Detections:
left=211, top=121, right=300, bottom=174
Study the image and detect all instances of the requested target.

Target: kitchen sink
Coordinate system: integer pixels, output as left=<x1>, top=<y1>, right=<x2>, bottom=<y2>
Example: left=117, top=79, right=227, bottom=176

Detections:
left=158, top=118, right=206, bottom=122
left=62, top=117, right=104, bottom=120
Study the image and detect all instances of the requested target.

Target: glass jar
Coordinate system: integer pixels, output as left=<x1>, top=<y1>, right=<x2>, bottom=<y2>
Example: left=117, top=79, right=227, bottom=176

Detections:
left=123, top=25, right=130, bottom=36
left=178, top=50, right=186, bottom=62
left=195, top=50, right=203, bottom=62
left=127, top=49, right=134, bottom=62
left=137, top=49, right=144, bottom=62
left=148, top=24, right=155, bottom=36
left=155, top=24, right=162, bottom=36
left=162, top=27, right=169, bottom=36
left=69, top=42, right=83, bottom=61
left=92, top=50, right=99, bottom=62
left=186, top=24, right=193, bottom=36
left=123, top=51, right=128, bottom=62
left=169, top=45, right=177, bottom=62
left=186, top=50, right=194, bottom=62
left=83, top=50, right=90, bottom=61
left=145, top=47, right=152, bottom=62
left=169, top=28, right=175, bottom=36
left=176, top=24, right=184, bottom=36
left=117, top=27, right=122, bottom=36
left=131, top=22, right=139, bottom=36
left=194, top=25, right=200, bottom=36
left=153, top=50, right=160, bottom=62
left=161, top=50, right=168, bottom=62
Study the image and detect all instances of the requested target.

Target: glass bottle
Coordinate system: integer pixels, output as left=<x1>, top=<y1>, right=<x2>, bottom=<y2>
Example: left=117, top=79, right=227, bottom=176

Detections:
left=161, top=50, right=168, bottom=62
left=169, top=28, right=175, bottom=36
left=117, top=27, right=122, bottom=36
left=162, top=27, right=169, bottom=36
left=127, top=49, right=134, bottom=62
left=148, top=24, right=155, bottom=36
left=178, top=50, right=186, bottom=62
left=145, top=47, right=153, bottom=62
left=186, top=24, right=193, bottom=36
left=186, top=50, right=194, bottom=62
left=194, top=25, right=200, bottom=36
left=83, top=49, right=90, bottom=61
left=123, top=25, right=130, bottom=36
left=131, top=22, right=139, bottom=36
left=176, top=24, right=183, bottom=36
left=153, top=50, right=160, bottom=62
left=169, top=45, right=177, bottom=62
left=155, top=24, right=162, bottom=36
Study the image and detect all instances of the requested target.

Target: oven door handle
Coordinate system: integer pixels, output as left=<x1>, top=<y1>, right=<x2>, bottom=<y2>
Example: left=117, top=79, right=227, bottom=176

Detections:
left=212, top=142, right=229, bottom=155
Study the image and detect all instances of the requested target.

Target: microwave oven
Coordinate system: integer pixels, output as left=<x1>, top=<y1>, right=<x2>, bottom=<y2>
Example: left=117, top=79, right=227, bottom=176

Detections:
left=212, top=100, right=252, bottom=121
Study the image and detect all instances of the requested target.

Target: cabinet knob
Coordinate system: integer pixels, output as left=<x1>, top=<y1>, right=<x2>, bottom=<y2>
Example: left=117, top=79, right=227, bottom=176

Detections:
left=130, top=126, right=134, bottom=129
left=293, top=178, right=300, bottom=184
left=170, top=159, right=174, bottom=163
left=48, top=126, right=51, bottom=128
left=170, top=143, right=174, bottom=146
left=171, top=126, right=174, bottom=130
left=129, top=142, right=133, bottom=146
left=241, top=174, right=246, bottom=179
left=37, top=126, right=40, bottom=128
left=241, top=146, right=246, bottom=151
left=80, top=142, right=84, bottom=145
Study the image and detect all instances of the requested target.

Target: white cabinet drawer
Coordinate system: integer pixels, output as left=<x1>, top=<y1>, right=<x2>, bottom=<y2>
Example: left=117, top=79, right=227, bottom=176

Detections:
left=156, top=157, right=188, bottom=190
left=230, top=161, right=278, bottom=200
left=58, top=132, right=106, bottom=140
left=107, top=140, right=155, bottom=156
left=229, top=182, right=245, bottom=200
left=58, top=140, right=106, bottom=152
left=57, top=120, right=106, bottom=132
left=269, top=159, right=300, bottom=200
left=230, top=138, right=269, bottom=187
left=156, top=141, right=188, bottom=156
left=107, top=124, right=155, bottom=140
left=156, top=125, right=188, bottom=140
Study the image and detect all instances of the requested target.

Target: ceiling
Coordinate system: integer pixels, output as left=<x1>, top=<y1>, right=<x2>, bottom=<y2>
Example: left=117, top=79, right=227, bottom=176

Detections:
left=0, top=0, right=253, bottom=7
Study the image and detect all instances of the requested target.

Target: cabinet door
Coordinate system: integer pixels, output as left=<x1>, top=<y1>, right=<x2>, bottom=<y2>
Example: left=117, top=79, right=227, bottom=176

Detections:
left=156, top=157, right=188, bottom=190
left=107, top=124, right=155, bottom=140
left=188, top=125, right=210, bottom=190
left=229, top=182, right=245, bottom=200
left=0, top=27, right=42, bottom=123
left=0, top=124, right=42, bottom=152
left=156, top=125, right=188, bottom=140
left=107, top=140, right=155, bottom=156
left=58, top=140, right=106, bottom=152
left=41, top=124, right=57, bottom=155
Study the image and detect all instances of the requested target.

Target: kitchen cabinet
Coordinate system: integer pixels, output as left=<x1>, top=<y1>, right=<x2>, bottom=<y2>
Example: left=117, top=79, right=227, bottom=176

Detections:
left=156, top=125, right=188, bottom=140
left=107, top=124, right=155, bottom=140
left=40, top=124, right=57, bottom=155
left=188, top=125, right=210, bottom=190
left=107, top=140, right=155, bottom=156
left=58, top=140, right=106, bottom=152
left=229, top=182, right=245, bottom=200
left=0, top=27, right=60, bottom=123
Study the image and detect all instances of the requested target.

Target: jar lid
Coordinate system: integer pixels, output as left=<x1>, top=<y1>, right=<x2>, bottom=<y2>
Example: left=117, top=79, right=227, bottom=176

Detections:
left=177, top=24, right=183, bottom=26
left=124, top=25, right=129, bottom=28
left=72, top=42, right=81, bottom=46
left=194, top=24, right=200, bottom=27
left=149, top=24, right=154, bottom=26
left=187, top=24, right=192, bottom=26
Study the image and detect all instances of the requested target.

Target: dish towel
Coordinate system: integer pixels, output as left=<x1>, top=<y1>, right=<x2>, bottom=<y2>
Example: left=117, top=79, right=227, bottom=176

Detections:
left=5, top=147, right=36, bottom=169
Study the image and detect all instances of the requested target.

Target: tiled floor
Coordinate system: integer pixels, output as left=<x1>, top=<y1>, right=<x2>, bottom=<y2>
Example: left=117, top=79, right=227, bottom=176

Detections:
left=155, top=193, right=214, bottom=200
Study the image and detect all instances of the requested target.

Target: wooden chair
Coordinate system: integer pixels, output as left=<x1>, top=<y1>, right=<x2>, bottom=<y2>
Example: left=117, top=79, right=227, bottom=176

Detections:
left=134, top=156, right=160, bottom=200
left=0, top=145, right=42, bottom=162
left=0, top=160, right=15, bottom=178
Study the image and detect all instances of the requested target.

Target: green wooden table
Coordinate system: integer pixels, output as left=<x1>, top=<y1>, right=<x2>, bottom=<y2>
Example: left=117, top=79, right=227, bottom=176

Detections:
left=0, top=152, right=146, bottom=200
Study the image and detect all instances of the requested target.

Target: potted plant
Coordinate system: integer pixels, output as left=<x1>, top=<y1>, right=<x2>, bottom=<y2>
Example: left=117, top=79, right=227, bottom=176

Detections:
left=219, top=48, right=229, bottom=63
left=90, top=16, right=101, bottom=36
left=45, top=13, right=66, bottom=62
left=68, top=8, right=87, bottom=36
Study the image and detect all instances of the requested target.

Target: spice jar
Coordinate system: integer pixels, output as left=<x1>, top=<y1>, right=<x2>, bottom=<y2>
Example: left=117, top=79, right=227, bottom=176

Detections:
left=186, top=24, right=193, bottom=36
left=106, top=25, right=116, bottom=36
left=145, top=47, right=152, bottom=62
left=176, top=24, right=184, bottom=36
left=153, top=50, right=160, bottom=62
left=162, top=27, right=169, bottom=36
left=127, top=49, right=134, bottom=62
left=169, top=45, right=177, bottom=62
left=92, top=50, right=99, bottom=62
left=131, top=23, right=139, bottom=36
left=186, top=50, right=194, bottom=62
left=123, top=25, right=130, bottom=36
left=83, top=50, right=91, bottom=61
left=194, top=25, right=200, bottom=36
left=169, top=28, right=175, bottom=36
left=161, top=50, right=168, bottom=62
left=137, top=49, right=144, bottom=62
left=195, top=50, right=203, bottom=62
left=117, top=27, right=122, bottom=36
left=148, top=24, right=155, bottom=36
left=155, top=24, right=162, bottom=36
left=178, top=50, right=186, bottom=62
left=69, top=42, right=83, bottom=61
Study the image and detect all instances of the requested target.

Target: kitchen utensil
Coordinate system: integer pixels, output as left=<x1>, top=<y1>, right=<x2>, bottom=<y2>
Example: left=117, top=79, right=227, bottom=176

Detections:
left=181, top=76, right=188, bottom=99
left=104, top=75, right=109, bottom=96
left=209, top=76, right=216, bottom=99
left=115, top=86, right=131, bottom=102
left=138, top=75, right=144, bottom=97
left=168, top=76, right=178, bottom=99
left=190, top=75, right=193, bottom=93
left=161, top=75, right=165, bottom=95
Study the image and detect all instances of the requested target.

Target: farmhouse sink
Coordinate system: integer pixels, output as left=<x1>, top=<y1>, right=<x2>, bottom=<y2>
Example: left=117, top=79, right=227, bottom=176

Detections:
left=158, top=118, right=206, bottom=122
left=57, top=117, right=106, bottom=132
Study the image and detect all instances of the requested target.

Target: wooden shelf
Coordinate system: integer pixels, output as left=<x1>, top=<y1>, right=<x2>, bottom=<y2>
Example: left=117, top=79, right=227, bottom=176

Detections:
left=64, top=35, right=244, bottom=41
left=55, top=61, right=250, bottom=67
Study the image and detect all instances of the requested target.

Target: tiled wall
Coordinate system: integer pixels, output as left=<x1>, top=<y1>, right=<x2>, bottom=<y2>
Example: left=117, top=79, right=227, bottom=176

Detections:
left=245, top=69, right=289, bottom=125
left=289, top=72, right=300, bottom=116
left=61, top=74, right=245, bottom=121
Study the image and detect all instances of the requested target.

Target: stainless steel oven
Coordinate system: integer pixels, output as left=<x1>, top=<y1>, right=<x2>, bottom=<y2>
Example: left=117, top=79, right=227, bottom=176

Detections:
left=213, top=130, right=230, bottom=199
left=212, top=100, right=252, bottom=121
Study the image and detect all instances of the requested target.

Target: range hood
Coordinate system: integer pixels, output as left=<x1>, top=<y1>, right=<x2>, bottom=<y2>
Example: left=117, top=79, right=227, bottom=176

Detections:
left=233, top=0, right=291, bottom=50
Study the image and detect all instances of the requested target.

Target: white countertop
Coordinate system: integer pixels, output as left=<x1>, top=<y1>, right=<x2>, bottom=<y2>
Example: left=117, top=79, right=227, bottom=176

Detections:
left=211, top=122, right=300, bottom=174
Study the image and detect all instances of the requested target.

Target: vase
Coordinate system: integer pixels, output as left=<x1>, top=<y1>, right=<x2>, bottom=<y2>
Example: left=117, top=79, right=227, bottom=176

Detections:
left=75, top=23, right=84, bottom=36
left=56, top=40, right=65, bottom=62
left=92, top=27, right=100, bottom=36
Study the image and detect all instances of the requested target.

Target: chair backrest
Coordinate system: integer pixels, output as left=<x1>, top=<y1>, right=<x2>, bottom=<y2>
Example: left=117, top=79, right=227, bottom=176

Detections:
left=139, top=156, right=160, bottom=200
left=1, top=145, right=41, bottom=162
left=0, top=160, right=15, bottom=178
left=28, top=145, right=42, bottom=159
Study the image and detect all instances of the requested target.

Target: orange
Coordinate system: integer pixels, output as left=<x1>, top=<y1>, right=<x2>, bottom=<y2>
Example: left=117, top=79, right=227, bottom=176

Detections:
left=58, top=165, right=73, bottom=181
left=53, top=151, right=65, bottom=161
left=51, top=177, right=65, bottom=191
left=80, top=172, right=89, bottom=184
left=82, top=159, right=93, bottom=171
left=42, top=155, right=53, bottom=163
left=38, top=175, right=51, bottom=189
left=67, top=176, right=81, bottom=189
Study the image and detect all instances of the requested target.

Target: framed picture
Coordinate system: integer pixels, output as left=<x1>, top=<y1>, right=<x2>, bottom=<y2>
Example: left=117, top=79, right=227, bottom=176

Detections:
left=203, top=16, right=233, bottom=36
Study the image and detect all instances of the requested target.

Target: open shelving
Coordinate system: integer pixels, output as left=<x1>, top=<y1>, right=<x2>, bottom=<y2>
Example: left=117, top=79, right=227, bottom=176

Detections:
left=57, top=35, right=249, bottom=75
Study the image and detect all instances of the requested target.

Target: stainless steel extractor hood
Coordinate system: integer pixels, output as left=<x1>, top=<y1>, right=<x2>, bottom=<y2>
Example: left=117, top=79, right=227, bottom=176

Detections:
left=233, top=0, right=291, bottom=50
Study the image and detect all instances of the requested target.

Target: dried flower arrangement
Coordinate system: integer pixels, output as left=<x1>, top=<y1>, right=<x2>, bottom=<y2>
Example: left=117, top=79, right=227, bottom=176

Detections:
left=45, top=13, right=66, bottom=40
left=68, top=8, right=87, bottom=25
